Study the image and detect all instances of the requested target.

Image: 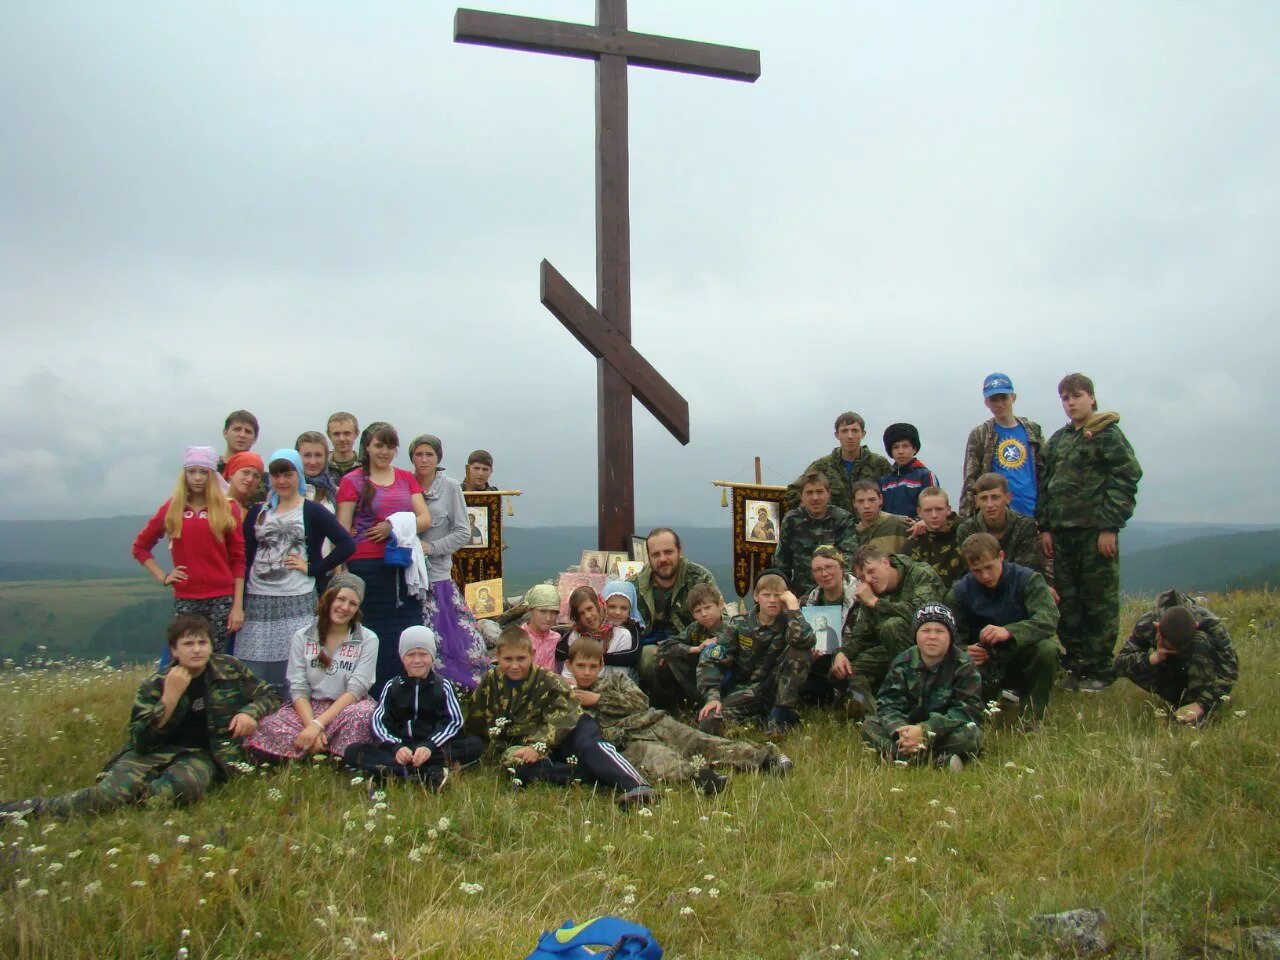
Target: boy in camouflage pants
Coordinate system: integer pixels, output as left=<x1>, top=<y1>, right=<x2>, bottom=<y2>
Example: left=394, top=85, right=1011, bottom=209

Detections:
left=0, top=614, right=280, bottom=819
left=1037, top=372, right=1142, bottom=690
left=567, top=637, right=790, bottom=795
left=861, top=603, right=984, bottom=770
left=1113, top=589, right=1238, bottom=725
left=697, top=572, right=815, bottom=736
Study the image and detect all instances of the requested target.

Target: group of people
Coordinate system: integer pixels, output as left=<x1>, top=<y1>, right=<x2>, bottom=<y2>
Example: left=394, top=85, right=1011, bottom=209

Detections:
left=0, top=372, right=1243, bottom=820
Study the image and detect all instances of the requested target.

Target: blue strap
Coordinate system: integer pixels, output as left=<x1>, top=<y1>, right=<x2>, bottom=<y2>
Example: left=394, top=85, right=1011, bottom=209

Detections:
left=525, top=917, right=662, bottom=960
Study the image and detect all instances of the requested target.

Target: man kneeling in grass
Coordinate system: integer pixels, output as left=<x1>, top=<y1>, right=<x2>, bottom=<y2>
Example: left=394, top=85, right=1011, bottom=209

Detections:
left=0, top=614, right=280, bottom=819
left=861, top=603, right=984, bottom=772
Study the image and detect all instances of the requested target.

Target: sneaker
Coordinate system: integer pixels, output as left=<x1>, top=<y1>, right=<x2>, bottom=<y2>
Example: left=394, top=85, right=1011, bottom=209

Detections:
left=425, top=766, right=449, bottom=794
left=765, top=753, right=794, bottom=777
left=947, top=754, right=965, bottom=774
left=616, top=785, right=658, bottom=811
left=693, top=766, right=728, bottom=796
left=0, top=798, right=42, bottom=819
left=1076, top=678, right=1108, bottom=693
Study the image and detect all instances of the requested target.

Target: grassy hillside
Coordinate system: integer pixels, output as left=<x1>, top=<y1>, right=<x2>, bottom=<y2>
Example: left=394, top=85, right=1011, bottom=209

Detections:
left=0, top=579, right=166, bottom=664
left=0, top=593, right=1276, bottom=959
left=1121, top=528, right=1280, bottom=594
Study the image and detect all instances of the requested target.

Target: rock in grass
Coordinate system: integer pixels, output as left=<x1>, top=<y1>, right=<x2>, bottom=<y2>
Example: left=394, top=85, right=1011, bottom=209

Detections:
left=1031, top=909, right=1110, bottom=954
left=1245, top=927, right=1280, bottom=958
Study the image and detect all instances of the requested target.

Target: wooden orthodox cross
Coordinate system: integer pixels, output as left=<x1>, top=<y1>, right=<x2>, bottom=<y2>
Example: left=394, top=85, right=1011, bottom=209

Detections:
left=454, top=1, right=760, bottom=550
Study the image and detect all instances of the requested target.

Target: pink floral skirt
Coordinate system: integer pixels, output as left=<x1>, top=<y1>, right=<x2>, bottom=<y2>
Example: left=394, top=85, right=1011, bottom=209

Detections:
left=245, top=697, right=376, bottom=760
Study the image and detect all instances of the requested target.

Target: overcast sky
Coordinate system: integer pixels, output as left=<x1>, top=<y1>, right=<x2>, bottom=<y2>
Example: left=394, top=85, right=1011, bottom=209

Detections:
left=2, top=2, right=1277, bottom=532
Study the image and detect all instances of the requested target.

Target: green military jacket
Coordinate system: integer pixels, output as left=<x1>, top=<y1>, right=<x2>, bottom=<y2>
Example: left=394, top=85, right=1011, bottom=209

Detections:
left=955, top=508, right=1046, bottom=577
left=628, top=558, right=718, bottom=637
left=1113, top=589, right=1238, bottom=712
left=947, top=565, right=1059, bottom=658
left=466, top=666, right=582, bottom=766
left=128, top=654, right=281, bottom=776
left=773, top=505, right=859, bottom=596
left=785, top=446, right=892, bottom=513
left=697, top=609, right=815, bottom=704
left=856, top=512, right=910, bottom=555
left=875, top=645, right=984, bottom=739
left=1036, top=412, right=1142, bottom=532
left=905, top=513, right=966, bottom=588
left=841, top=555, right=946, bottom=669
left=657, top=612, right=730, bottom=665
left=960, top=417, right=1045, bottom=516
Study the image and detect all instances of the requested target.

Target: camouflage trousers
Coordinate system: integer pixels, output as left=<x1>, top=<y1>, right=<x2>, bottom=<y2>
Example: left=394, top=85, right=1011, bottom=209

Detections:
left=615, top=713, right=778, bottom=782
left=1114, top=661, right=1206, bottom=715
left=720, top=644, right=812, bottom=723
left=44, top=747, right=219, bottom=818
left=1053, top=528, right=1119, bottom=681
left=978, top=637, right=1059, bottom=722
left=861, top=716, right=983, bottom=762
left=638, top=646, right=701, bottom=709
left=843, top=616, right=915, bottom=711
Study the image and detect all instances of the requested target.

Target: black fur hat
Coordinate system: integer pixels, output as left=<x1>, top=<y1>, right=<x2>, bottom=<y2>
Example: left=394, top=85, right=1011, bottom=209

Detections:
left=882, top=422, right=921, bottom=455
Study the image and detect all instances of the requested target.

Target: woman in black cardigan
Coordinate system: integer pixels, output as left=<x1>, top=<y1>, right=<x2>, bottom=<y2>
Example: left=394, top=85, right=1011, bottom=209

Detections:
left=237, top=448, right=355, bottom=698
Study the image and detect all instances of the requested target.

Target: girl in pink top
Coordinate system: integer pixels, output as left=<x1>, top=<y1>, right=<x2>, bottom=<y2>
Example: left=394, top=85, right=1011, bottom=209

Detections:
left=519, top=584, right=563, bottom=671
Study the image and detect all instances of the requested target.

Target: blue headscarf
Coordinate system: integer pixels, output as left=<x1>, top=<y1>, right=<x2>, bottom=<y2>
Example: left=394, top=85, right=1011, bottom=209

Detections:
left=602, top=580, right=644, bottom=630
left=266, top=448, right=306, bottom=509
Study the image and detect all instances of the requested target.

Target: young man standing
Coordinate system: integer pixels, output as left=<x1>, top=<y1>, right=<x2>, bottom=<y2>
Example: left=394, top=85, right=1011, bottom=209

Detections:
left=948, top=533, right=1060, bottom=728
left=462, top=450, right=497, bottom=491
left=878, top=423, right=940, bottom=520
left=830, top=544, right=945, bottom=712
left=852, top=480, right=910, bottom=555
left=1037, top=373, right=1142, bottom=691
left=326, top=412, right=360, bottom=485
left=960, top=373, right=1044, bottom=517
left=773, top=472, right=858, bottom=597
left=785, top=412, right=891, bottom=513
left=219, top=410, right=265, bottom=507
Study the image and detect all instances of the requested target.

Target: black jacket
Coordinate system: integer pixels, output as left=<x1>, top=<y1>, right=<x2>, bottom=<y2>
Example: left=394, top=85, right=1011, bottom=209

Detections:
left=369, top=670, right=466, bottom=750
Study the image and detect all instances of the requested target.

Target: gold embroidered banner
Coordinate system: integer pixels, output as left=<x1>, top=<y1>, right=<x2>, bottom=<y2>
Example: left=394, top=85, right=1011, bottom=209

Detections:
left=724, top=482, right=786, bottom=599
left=451, top=491, right=506, bottom=588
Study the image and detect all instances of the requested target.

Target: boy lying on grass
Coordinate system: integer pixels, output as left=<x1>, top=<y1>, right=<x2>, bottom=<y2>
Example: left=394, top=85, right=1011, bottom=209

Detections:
left=565, top=636, right=792, bottom=795
left=466, top=626, right=656, bottom=811
left=0, top=614, right=280, bottom=819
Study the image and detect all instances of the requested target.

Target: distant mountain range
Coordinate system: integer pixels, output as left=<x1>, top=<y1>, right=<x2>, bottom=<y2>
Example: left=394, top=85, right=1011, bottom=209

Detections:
left=0, top=515, right=1276, bottom=596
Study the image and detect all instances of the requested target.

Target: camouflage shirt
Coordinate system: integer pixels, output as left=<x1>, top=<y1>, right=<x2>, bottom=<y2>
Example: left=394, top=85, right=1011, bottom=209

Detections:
left=575, top=670, right=675, bottom=745
left=466, top=666, right=582, bottom=766
left=773, top=505, right=859, bottom=596
left=697, top=609, right=815, bottom=704
left=1036, top=412, right=1142, bottom=531
left=875, top=645, right=984, bottom=738
left=785, top=446, right=892, bottom=513
left=841, top=555, right=946, bottom=666
left=657, top=613, right=730, bottom=665
left=628, top=558, right=718, bottom=638
left=1113, top=589, right=1238, bottom=711
left=947, top=563, right=1059, bottom=654
left=856, top=512, right=911, bottom=555
left=906, top=513, right=966, bottom=588
left=128, top=654, right=281, bottom=776
left=955, top=508, right=1046, bottom=577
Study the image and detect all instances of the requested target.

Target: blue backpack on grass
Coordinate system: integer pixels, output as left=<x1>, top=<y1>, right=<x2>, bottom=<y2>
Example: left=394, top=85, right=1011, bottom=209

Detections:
left=525, top=917, right=662, bottom=959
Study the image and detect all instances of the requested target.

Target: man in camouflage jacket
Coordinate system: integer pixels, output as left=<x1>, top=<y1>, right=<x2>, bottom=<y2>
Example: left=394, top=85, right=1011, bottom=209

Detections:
left=1114, top=588, right=1238, bottom=725
left=773, top=472, right=859, bottom=597
left=785, top=412, right=892, bottom=513
left=861, top=604, right=984, bottom=765
left=831, top=547, right=946, bottom=710
left=1036, top=375, right=1142, bottom=688
left=0, top=617, right=280, bottom=818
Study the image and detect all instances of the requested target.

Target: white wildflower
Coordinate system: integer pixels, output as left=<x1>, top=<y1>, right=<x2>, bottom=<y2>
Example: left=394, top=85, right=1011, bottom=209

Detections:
left=372, top=932, right=389, bottom=943
left=636, top=807, right=653, bottom=818
left=458, top=881, right=484, bottom=895
left=176, top=835, right=191, bottom=845
left=436, top=816, right=451, bottom=831
left=131, top=880, right=146, bottom=888
left=83, top=880, right=102, bottom=896
left=679, top=906, right=694, bottom=916
left=147, top=853, right=161, bottom=866
left=708, top=888, right=720, bottom=898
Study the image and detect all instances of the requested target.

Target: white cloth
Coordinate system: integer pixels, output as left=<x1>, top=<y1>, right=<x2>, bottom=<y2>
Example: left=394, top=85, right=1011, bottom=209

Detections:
left=388, top=511, right=431, bottom=598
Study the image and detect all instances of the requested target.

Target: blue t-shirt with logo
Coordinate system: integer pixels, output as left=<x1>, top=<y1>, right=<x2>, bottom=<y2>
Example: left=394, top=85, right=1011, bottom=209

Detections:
left=992, top=421, right=1037, bottom=515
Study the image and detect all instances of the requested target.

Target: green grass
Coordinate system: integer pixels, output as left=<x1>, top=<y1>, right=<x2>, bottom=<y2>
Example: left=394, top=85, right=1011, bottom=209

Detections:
left=0, top=578, right=164, bottom=663
left=0, top=594, right=1277, bottom=959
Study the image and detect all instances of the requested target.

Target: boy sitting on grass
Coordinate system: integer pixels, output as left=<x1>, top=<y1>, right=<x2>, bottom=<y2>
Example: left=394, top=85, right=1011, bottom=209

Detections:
left=342, top=626, right=484, bottom=791
left=566, top=636, right=791, bottom=795
left=861, top=604, right=984, bottom=771
left=466, top=626, right=656, bottom=810
left=655, top=582, right=731, bottom=707
left=0, top=614, right=280, bottom=819
left=697, top=572, right=815, bottom=736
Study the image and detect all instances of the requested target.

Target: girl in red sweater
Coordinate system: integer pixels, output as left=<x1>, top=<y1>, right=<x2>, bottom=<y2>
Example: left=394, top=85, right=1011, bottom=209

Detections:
left=132, top=445, right=246, bottom=655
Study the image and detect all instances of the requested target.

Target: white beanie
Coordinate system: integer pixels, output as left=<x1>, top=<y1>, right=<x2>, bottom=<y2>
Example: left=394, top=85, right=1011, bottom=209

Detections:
left=399, top=625, right=438, bottom=660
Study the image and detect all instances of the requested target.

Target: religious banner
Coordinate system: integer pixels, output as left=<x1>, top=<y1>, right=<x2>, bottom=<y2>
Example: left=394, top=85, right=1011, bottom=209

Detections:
left=452, top=490, right=521, bottom=589
left=715, top=481, right=787, bottom=599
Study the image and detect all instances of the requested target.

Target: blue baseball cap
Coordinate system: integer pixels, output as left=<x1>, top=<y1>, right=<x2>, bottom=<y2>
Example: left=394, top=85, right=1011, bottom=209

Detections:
left=982, top=372, right=1014, bottom=398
